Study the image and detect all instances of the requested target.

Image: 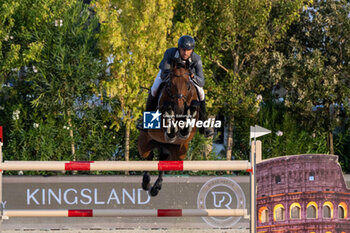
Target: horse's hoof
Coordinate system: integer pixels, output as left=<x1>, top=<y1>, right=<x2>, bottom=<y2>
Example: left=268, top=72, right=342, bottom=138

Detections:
left=142, top=182, right=150, bottom=191
left=150, top=186, right=160, bottom=196
left=164, top=132, right=176, bottom=143
left=150, top=178, right=162, bottom=196
left=177, top=129, right=190, bottom=139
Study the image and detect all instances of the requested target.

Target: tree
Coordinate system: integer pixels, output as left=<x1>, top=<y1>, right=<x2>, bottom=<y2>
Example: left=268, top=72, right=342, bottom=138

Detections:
left=174, top=0, right=307, bottom=161
left=0, top=0, right=19, bottom=86
left=255, top=99, right=328, bottom=159
left=29, top=1, right=104, bottom=160
left=0, top=1, right=109, bottom=163
left=94, top=0, right=174, bottom=161
left=265, top=0, right=350, bottom=154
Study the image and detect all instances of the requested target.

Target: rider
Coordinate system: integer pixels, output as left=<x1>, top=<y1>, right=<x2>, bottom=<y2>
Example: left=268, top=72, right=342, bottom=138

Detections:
left=145, top=35, right=214, bottom=137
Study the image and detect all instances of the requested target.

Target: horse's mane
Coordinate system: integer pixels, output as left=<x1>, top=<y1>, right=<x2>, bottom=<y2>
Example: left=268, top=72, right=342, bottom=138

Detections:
left=171, top=58, right=190, bottom=71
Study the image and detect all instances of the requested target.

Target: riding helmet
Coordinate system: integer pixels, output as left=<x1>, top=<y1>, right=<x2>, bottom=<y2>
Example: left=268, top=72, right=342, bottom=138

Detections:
left=178, top=35, right=195, bottom=50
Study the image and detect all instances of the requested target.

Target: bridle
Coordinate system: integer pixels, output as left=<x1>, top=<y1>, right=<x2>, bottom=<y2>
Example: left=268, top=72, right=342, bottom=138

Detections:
left=165, top=71, right=192, bottom=102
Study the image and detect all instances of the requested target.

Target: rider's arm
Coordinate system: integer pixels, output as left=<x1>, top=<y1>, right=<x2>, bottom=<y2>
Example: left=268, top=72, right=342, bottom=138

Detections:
left=159, top=48, right=174, bottom=80
left=191, top=54, right=205, bottom=87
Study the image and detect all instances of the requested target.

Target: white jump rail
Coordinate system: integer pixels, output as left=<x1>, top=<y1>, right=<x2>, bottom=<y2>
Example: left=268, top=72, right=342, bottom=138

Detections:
left=4, top=208, right=248, bottom=217
left=0, top=160, right=251, bottom=171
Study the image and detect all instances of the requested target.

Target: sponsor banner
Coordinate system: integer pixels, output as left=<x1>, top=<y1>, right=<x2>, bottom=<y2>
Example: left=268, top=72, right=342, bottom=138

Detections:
left=1, top=175, right=250, bottom=229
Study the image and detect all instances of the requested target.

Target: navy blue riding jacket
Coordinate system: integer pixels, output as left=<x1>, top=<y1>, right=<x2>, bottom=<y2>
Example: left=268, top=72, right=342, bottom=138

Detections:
left=159, top=48, right=205, bottom=87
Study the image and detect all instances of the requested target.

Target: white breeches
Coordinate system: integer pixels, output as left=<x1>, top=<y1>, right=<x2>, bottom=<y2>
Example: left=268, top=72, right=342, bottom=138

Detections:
left=151, top=70, right=205, bottom=101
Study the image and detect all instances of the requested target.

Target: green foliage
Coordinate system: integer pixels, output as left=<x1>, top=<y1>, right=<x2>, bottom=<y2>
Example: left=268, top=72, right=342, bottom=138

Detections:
left=334, top=123, right=350, bottom=173
left=0, top=0, right=76, bottom=84
left=261, top=0, right=350, bottom=153
left=7, top=116, right=72, bottom=161
left=187, top=133, right=216, bottom=161
left=70, top=105, right=120, bottom=161
left=256, top=100, right=329, bottom=159
left=95, top=0, right=175, bottom=159
left=28, top=1, right=102, bottom=113
left=0, top=1, right=117, bottom=164
left=95, top=0, right=174, bottom=128
left=174, top=0, right=307, bottom=117
left=173, top=0, right=308, bottom=162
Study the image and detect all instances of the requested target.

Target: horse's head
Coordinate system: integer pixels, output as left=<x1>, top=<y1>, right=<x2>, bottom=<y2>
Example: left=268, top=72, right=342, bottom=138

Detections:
left=166, top=60, right=195, bottom=115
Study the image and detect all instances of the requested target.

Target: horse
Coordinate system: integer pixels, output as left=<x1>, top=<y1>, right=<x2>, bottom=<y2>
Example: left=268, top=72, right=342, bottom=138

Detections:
left=138, top=60, right=200, bottom=196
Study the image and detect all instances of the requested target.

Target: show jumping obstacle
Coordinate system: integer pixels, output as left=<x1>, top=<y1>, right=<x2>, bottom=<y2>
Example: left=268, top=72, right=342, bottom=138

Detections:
left=0, top=126, right=263, bottom=233
left=4, top=209, right=247, bottom=217
left=0, top=160, right=251, bottom=171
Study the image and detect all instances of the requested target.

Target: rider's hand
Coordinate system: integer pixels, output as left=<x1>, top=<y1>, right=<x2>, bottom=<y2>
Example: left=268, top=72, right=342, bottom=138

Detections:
left=190, top=73, right=194, bottom=79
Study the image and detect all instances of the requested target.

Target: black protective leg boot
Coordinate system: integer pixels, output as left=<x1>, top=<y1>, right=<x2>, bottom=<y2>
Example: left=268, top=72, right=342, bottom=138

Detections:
left=199, top=100, right=215, bottom=137
left=137, top=92, right=157, bottom=131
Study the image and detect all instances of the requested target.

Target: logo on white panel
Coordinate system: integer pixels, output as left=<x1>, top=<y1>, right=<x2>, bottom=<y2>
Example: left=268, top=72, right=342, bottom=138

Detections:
left=197, top=177, right=246, bottom=228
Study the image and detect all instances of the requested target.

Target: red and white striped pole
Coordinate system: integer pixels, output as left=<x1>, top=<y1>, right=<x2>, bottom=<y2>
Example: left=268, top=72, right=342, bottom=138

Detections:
left=0, top=160, right=251, bottom=172
left=4, top=208, right=247, bottom=217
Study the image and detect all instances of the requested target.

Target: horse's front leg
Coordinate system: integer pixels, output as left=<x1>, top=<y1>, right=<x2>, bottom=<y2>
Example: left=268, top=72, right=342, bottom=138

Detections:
left=150, top=171, right=163, bottom=197
left=142, top=171, right=151, bottom=191
left=141, top=151, right=154, bottom=191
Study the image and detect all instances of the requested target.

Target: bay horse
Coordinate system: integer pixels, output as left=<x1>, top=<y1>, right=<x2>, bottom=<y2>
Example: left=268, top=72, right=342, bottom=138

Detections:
left=138, top=60, right=200, bottom=196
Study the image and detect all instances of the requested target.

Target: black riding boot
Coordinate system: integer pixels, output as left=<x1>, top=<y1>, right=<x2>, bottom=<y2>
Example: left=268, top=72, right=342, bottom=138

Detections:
left=145, top=92, right=157, bottom=112
left=137, top=92, right=157, bottom=131
left=199, top=100, right=215, bottom=137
